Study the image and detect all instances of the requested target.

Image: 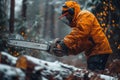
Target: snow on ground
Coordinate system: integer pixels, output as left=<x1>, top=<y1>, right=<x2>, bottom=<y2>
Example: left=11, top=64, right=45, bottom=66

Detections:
left=1, top=52, right=17, bottom=64
left=0, top=64, right=25, bottom=80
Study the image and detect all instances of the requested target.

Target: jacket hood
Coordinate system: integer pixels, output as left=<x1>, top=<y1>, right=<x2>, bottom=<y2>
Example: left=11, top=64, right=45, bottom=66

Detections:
left=62, top=1, right=81, bottom=27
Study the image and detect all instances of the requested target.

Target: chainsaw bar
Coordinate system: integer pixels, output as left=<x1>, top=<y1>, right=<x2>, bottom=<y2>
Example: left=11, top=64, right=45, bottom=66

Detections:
left=7, top=39, right=50, bottom=51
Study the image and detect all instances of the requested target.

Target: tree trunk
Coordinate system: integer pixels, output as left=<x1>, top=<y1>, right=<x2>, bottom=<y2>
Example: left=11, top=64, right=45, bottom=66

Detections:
left=21, top=0, right=27, bottom=20
left=50, top=5, right=55, bottom=39
left=43, top=0, right=49, bottom=38
left=9, top=0, right=15, bottom=33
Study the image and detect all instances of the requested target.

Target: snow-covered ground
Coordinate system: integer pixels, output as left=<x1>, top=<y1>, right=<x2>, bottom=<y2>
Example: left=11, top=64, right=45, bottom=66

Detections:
left=0, top=64, right=25, bottom=80
left=0, top=52, right=118, bottom=80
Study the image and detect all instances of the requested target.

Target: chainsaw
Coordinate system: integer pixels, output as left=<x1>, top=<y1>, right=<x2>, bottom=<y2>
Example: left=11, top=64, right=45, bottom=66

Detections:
left=7, top=39, right=50, bottom=51
left=7, top=39, right=66, bottom=57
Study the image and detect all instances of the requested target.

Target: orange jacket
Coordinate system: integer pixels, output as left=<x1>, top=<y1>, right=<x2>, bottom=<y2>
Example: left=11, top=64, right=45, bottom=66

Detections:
left=62, top=1, right=112, bottom=57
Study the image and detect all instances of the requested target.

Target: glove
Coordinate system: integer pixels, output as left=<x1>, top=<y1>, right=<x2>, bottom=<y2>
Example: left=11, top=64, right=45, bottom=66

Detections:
left=49, top=38, right=66, bottom=57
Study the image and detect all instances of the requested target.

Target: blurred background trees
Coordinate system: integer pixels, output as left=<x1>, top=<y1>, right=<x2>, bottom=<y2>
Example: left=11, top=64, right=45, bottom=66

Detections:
left=0, top=0, right=9, bottom=51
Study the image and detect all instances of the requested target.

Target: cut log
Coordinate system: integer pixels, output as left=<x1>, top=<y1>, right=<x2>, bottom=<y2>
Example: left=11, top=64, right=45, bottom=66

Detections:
left=16, top=55, right=118, bottom=80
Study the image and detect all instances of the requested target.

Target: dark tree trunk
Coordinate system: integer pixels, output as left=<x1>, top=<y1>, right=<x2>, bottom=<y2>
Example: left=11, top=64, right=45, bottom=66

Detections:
left=9, top=0, right=15, bottom=33
left=21, top=0, right=27, bottom=20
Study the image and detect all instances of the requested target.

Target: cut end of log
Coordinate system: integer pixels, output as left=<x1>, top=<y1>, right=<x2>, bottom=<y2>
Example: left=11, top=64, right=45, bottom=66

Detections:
left=16, top=56, right=27, bottom=70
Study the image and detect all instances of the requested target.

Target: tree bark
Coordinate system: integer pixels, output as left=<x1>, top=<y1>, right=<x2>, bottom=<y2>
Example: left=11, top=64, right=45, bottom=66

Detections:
left=9, top=0, right=15, bottom=33
left=21, top=0, right=27, bottom=20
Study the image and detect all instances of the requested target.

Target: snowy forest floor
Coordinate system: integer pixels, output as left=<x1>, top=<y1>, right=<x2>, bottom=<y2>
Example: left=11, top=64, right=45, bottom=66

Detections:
left=0, top=52, right=119, bottom=80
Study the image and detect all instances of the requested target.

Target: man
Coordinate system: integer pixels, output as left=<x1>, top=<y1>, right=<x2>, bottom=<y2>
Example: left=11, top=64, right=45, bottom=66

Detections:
left=53, top=1, right=112, bottom=71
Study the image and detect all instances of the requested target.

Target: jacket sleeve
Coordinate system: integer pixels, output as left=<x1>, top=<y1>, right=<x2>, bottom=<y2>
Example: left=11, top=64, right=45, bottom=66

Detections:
left=63, top=11, right=94, bottom=55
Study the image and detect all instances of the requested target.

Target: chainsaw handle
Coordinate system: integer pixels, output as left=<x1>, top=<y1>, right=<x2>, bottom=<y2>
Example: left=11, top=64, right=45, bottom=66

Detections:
left=48, top=39, right=67, bottom=57
left=51, top=47, right=67, bottom=57
left=52, top=48, right=66, bottom=53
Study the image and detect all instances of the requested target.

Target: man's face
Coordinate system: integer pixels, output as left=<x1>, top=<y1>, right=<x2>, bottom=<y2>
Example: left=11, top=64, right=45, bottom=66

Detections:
left=59, top=9, right=74, bottom=26
left=65, top=13, right=73, bottom=23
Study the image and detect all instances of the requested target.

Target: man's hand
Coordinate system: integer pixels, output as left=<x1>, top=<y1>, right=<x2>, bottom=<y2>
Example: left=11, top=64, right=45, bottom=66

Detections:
left=49, top=38, right=66, bottom=57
